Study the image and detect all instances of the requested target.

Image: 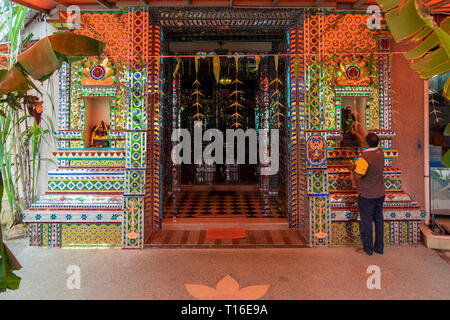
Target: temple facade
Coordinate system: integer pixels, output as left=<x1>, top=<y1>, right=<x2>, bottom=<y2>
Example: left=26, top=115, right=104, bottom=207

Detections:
left=23, top=7, right=426, bottom=248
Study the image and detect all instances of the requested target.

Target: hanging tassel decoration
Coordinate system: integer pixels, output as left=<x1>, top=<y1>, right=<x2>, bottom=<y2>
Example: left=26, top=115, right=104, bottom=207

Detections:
left=195, top=56, right=199, bottom=74
left=270, top=54, right=285, bottom=128
left=192, top=55, right=204, bottom=124
left=173, top=56, right=182, bottom=78
left=213, top=56, right=220, bottom=83
left=228, top=55, right=244, bottom=128
left=274, top=54, right=279, bottom=73
left=254, top=55, right=261, bottom=72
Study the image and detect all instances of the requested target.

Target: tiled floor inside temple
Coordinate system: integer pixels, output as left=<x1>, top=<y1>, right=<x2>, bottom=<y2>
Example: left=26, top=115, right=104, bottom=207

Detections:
left=163, top=188, right=284, bottom=219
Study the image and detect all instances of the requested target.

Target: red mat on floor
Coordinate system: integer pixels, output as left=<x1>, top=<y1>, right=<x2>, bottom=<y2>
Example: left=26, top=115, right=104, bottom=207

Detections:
left=205, top=227, right=247, bottom=239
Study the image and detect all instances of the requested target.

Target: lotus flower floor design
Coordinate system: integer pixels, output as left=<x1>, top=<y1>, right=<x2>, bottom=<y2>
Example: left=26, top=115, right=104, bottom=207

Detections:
left=185, top=274, right=270, bottom=300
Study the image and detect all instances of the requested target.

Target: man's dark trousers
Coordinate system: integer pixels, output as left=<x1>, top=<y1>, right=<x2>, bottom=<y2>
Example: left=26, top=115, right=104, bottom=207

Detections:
left=358, top=195, right=385, bottom=255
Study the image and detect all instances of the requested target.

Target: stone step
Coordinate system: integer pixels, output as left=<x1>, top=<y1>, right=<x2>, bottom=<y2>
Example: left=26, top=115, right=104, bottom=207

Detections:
left=24, top=194, right=123, bottom=223
left=53, top=148, right=125, bottom=168
left=180, top=184, right=259, bottom=192
left=47, top=168, right=124, bottom=193
left=163, top=217, right=289, bottom=230
left=29, top=194, right=123, bottom=210
left=331, top=209, right=425, bottom=221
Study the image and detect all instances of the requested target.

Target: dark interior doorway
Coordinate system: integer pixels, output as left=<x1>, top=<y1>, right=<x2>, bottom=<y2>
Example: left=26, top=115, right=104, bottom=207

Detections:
left=159, top=27, right=290, bottom=222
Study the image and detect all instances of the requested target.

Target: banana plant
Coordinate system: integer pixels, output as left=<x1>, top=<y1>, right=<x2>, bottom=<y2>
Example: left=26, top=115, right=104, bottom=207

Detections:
left=0, top=32, right=105, bottom=95
left=0, top=27, right=105, bottom=292
left=0, top=171, right=21, bottom=292
left=376, top=0, right=450, bottom=98
left=442, top=123, right=450, bottom=168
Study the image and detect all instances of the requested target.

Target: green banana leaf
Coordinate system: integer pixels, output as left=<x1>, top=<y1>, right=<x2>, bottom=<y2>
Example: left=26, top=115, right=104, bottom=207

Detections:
left=0, top=171, right=22, bottom=292
left=442, top=149, right=450, bottom=168
left=0, top=66, right=35, bottom=94
left=376, top=0, right=450, bottom=98
left=0, top=32, right=105, bottom=94
left=16, top=37, right=62, bottom=82
left=444, top=123, right=450, bottom=136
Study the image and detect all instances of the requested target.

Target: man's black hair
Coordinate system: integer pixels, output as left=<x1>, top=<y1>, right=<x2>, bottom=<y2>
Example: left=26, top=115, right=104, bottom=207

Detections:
left=365, top=133, right=379, bottom=148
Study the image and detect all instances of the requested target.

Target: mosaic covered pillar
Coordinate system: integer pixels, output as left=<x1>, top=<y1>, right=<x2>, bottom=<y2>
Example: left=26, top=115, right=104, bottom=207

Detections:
left=304, top=12, right=331, bottom=246
left=378, top=40, right=393, bottom=166
left=29, top=223, right=61, bottom=247
left=288, top=20, right=308, bottom=238
left=171, top=73, right=181, bottom=195
left=144, top=18, right=163, bottom=233
left=122, top=7, right=162, bottom=248
left=258, top=58, right=270, bottom=195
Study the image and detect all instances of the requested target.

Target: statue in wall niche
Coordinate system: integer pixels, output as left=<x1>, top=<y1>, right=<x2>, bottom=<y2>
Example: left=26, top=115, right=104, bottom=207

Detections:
left=90, top=121, right=110, bottom=148
left=341, top=107, right=364, bottom=148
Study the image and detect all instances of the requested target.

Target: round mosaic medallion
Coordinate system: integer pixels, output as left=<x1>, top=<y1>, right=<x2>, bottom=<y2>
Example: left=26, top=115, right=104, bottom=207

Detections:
left=345, top=65, right=361, bottom=81
left=90, top=65, right=106, bottom=80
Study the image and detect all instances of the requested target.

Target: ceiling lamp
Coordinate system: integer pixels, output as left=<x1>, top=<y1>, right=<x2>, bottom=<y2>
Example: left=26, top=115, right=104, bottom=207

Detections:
left=219, top=77, right=232, bottom=86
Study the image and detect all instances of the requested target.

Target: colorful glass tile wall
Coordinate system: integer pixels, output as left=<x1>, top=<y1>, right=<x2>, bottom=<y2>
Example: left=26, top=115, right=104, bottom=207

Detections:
left=144, top=22, right=162, bottom=235
left=44, top=9, right=415, bottom=249
left=288, top=24, right=308, bottom=241
left=332, top=221, right=421, bottom=245
left=123, top=8, right=149, bottom=248
left=304, top=12, right=331, bottom=247
left=61, top=223, right=121, bottom=248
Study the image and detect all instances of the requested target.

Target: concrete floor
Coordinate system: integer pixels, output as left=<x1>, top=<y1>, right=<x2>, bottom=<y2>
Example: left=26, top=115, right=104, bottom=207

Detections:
left=1, top=238, right=449, bottom=300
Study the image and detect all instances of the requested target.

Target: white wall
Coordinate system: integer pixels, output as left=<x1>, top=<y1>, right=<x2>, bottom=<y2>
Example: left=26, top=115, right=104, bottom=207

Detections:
left=22, top=18, right=59, bottom=197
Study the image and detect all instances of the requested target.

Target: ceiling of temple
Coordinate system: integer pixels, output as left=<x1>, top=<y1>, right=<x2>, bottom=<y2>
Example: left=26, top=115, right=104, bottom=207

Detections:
left=10, top=0, right=450, bottom=15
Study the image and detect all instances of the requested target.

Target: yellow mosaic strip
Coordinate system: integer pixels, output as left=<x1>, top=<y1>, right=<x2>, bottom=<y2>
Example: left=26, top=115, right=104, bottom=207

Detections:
left=331, top=221, right=390, bottom=245
left=61, top=223, right=121, bottom=248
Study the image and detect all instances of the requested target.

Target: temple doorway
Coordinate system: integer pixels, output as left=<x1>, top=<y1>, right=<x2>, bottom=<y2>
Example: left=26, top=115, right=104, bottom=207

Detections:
left=154, top=28, right=291, bottom=236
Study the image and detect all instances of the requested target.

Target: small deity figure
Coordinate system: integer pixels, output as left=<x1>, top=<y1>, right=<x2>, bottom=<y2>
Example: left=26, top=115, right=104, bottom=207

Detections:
left=341, top=107, right=364, bottom=148
left=91, top=120, right=110, bottom=148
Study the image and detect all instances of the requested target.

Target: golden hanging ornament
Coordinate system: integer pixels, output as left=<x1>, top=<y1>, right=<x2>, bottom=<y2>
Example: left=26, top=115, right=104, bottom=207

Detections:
left=270, top=55, right=285, bottom=128
left=213, top=56, right=220, bottom=83
left=227, top=55, right=245, bottom=128
left=173, top=56, right=182, bottom=78
left=254, top=55, right=261, bottom=72
left=192, top=56, right=204, bottom=123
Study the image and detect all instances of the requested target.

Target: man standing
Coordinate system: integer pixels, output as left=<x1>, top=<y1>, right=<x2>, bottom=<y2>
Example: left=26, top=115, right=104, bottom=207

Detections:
left=351, top=133, right=385, bottom=256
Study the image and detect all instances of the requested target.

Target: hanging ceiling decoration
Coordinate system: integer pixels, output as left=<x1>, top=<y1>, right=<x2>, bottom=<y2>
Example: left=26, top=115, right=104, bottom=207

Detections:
left=270, top=55, right=285, bottom=128
left=192, top=56, right=205, bottom=124
left=227, top=55, right=245, bottom=128
left=213, top=55, right=221, bottom=84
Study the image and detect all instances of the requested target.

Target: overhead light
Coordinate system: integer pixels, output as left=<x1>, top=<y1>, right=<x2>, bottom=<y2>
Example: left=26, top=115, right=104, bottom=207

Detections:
left=219, top=78, right=232, bottom=86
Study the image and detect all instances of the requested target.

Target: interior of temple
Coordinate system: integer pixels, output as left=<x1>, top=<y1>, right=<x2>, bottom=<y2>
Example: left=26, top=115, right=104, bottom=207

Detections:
left=160, top=27, right=289, bottom=221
